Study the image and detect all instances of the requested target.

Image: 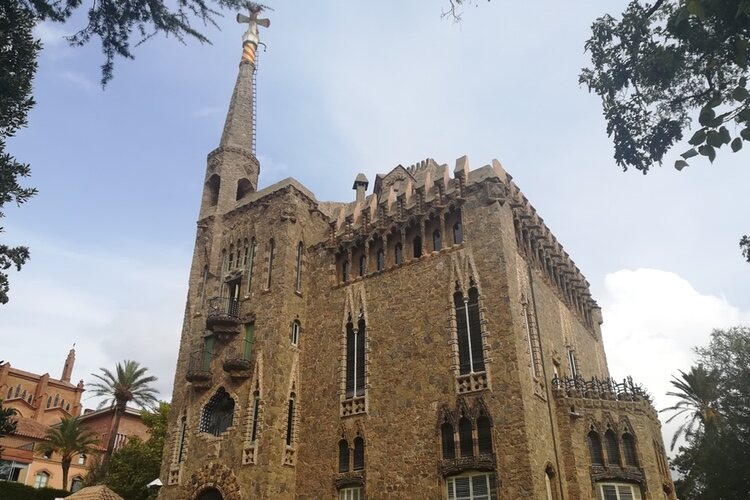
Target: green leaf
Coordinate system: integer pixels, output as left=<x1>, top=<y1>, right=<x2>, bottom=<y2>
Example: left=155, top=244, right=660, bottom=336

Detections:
left=740, top=77, right=748, bottom=88
left=731, top=137, right=743, bottom=152
left=738, top=108, right=750, bottom=123
left=689, top=129, right=707, bottom=145
left=706, top=130, right=723, bottom=148
left=682, top=148, right=699, bottom=159
left=699, top=107, right=716, bottom=126
left=732, top=86, right=749, bottom=101
left=699, top=144, right=717, bottom=162
left=674, top=159, right=689, bottom=171
left=741, top=128, right=750, bottom=141
left=719, top=126, right=732, bottom=145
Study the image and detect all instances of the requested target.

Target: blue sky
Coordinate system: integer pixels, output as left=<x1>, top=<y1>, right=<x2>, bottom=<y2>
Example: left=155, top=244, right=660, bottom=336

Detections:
left=2, top=1, right=749, bottom=449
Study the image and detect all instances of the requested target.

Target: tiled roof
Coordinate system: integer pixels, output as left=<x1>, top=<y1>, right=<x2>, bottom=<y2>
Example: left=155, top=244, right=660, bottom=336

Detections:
left=66, top=485, right=124, bottom=500
left=13, top=416, right=49, bottom=440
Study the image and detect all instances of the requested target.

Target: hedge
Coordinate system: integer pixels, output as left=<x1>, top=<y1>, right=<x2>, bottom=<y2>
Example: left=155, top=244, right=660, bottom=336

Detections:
left=0, top=481, right=71, bottom=500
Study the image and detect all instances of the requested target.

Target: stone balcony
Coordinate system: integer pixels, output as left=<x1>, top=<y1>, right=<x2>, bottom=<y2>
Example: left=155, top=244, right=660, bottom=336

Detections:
left=438, top=453, right=496, bottom=477
left=222, top=340, right=253, bottom=378
left=185, top=349, right=212, bottom=389
left=206, top=296, right=242, bottom=339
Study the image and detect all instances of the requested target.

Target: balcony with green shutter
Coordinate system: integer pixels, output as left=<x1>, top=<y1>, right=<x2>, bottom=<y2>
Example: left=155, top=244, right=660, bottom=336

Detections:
left=223, top=324, right=255, bottom=378
left=186, top=347, right=213, bottom=388
left=206, top=296, right=242, bottom=339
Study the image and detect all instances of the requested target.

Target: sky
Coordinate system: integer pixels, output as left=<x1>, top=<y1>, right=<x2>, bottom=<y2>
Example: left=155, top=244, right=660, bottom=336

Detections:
left=2, top=1, right=748, bottom=454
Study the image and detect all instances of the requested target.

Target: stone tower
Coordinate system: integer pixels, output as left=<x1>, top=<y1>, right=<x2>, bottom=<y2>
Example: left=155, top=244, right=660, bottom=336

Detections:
left=159, top=14, right=676, bottom=500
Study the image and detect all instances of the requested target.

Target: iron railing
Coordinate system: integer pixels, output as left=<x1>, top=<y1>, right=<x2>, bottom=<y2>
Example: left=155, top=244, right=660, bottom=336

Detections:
left=207, top=296, right=240, bottom=318
left=551, top=375, right=651, bottom=402
left=223, top=339, right=254, bottom=373
left=186, top=349, right=213, bottom=382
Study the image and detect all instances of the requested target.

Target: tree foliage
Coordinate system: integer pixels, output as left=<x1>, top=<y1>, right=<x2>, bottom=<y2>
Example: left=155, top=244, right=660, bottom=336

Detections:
left=94, top=402, right=170, bottom=500
left=0, top=398, right=18, bottom=454
left=38, top=417, right=99, bottom=491
left=662, top=365, right=722, bottom=449
left=89, top=360, right=158, bottom=461
left=0, top=1, right=40, bottom=305
left=665, top=326, right=750, bottom=499
left=581, top=0, right=750, bottom=173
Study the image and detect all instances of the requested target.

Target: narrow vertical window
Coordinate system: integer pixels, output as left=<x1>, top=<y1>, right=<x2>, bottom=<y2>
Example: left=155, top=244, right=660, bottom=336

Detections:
left=244, top=323, right=255, bottom=360
left=587, top=431, right=604, bottom=465
left=477, top=416, right=493, bottom=455
left=250, top=391, right=260, bottom=442
left=338, top=439, right=350, bottom=472
left=199, top=265, right=208, bottom=306
left=433, top=230, right=442, bottom=251
left=353, top=437, right=365, bottom=470
left=524, top=306, right=540, bottom=379
left=622, top=433, right=638, bottom=467
left=395, top=243, right=403, bottom=265
left=228, top=245, right=235, bottom=270
left=345, top=321, right=355, bottom=398
left=202, top=336, right=214, bottom=371
left=356, top=318, right=365, bottom=397
left=441, top=422, right=456, bottom=459
left=246, top=238, right=256, bottom=293
left=342, top=259, right=350, bottom=283
left=358, top=255, right=366, bottom=277
left=604, top=430, right=620, bottom=466
left=458, top=417, right=474, bottom=458
left=221, top=249, right=228, bottom=275
left=376, top=249, right=385, bottom=271
left=295, top=242, right=303, bottom=292
left=455, top=287, right=485, bottom=375
left=242, top=239, right=249, bottom=268
left=453, top=221, right=463, bottom=245
left=177, top=415, right=187, bottom=464
left=266, top=239, right=275, bottom=289
left=286, top=395, right=295, bottom=446
left=345, top=318, right=366, bottom=399
left=413, top=235, right=422, bottom=258
left=291, top=320, right=300, bottom=346
left=567, top=347, right=578, bottom=379
left=545, top=467, right=557, bottom=500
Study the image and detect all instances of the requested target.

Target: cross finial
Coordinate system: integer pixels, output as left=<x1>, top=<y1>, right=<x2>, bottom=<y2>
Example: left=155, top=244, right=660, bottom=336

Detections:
left=236, top=4, right=270, bottom=65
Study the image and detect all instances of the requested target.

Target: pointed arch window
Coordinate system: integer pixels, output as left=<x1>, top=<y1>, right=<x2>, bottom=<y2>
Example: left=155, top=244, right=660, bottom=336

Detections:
left=353, top=437, right=365, bottom=470
left=433, top=230, right=442, bottom=251
left=54, top=394, right=59, bottom=407
left=376, top=249, right=385, bottom=271
left=295, top=242, right=303, bottom=292
left=291, top=320, right=301, bottom=346
left=604, top=429, right=620, bottom=466
left=338, top=439, right=350, bottom=472
left=622, top=433, right=638, bottom=467
left=71, top=476, right=84, bottom=493
left=587, top=431, right=604, bottom=465
left=345, top=317, right=366, bottom=399
left=453, top=221, right=463, bottom=245
left=476, top=416, right=493, bottom=456
left=455, top=287, right=485, bottom=375
left=413, top=235, right=422, bottom=258
left=46, top=396, right=51, bottom=408
left=523, top=304, right=541, bottom=379
left=266, top=239, right=275, bottom=289
left=249, top=391, right=261, bottom=443
left=395, top=243, right=403, bottom=265
left=200, top=387, right=234, bottom=437
left=545, top=466, right=558, bottom=500
left=458, top=417, right=474, bottom=458
left=285, top=394, right=296, bottom=446
left=206, top=174, right=220, bottom=207
left=441, top=422, right=456, bottom=459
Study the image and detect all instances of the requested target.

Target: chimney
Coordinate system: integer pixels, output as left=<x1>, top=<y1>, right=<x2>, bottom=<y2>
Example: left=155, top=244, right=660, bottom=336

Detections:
left=353, top=173, right=369, bottom=203
left=61, top=346, right=75, bottom=382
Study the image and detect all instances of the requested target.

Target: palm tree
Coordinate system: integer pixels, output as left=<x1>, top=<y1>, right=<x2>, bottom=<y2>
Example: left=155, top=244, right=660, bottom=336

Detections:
left=39, top=417, right=99, bottom=491
left=89, top=360, right=158, bottom=461
left=661, top=364, right=722, bottom=450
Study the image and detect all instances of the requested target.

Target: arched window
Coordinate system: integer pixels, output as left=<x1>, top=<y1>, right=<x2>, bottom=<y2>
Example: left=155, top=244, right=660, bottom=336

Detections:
left=15, top=384, right=20, bottom=397
left=395, top=243, right=403, bottom=265
left=342, top=259, right=350, bottom=283
left=353, top=436, right=365, bottom=470
left=7, top=387, right=12, bottom=399
left=358, top=255, right=366, bottom=277
left=176, top=416, right=187, bottom=464
left=250, top=391, right=261, bottom=443
left=545, top=466, right=558, bottom=500
left=413, top=235, right=422, bottom=258
left=295, top=242, right=303, bottom=292
left=453, top=221, right=463, bottom=245
left=604, top=429, right=620, bottom=466
left=46, top=396, right=51, bottom=408
left=200, top=387, right=234, bottom=437
left=266, top=239, right=275, bottom=289
left=477, top=416, right=493, bottom=455
left=376, top=248, right=385, bottom=271
left=285, top=394, right=296, bottom=446
left=206, top=174, right=220, bottom=207
left=455, top=287, right=485, bottom=375
left=77, top=453, right=86, bottom=465
left=34, top=471, right=49, bottom=488
left=28, top=394, right=33, bottom=404
left=441, top=422, right=456, bottom=460
left=246, top=238, right=256, bottom=293
left=197, top=487, right=223, bottom=500
left=54, top=394, right=59, bottom=407
left=338, top=439, right=350, bottom=472
left=291, top=320, right=301, bottom=346
left=345, top=318, right=366, bottom=399
left=71, top=476, right=84, bottom=493
left=458, top=417, right=474, bottom=458
left=236, top=178, right=252, bottom=200
left=587, top=431, right=604, bottom=465
left=433, top=230, right=442, bottom=251
left=622, top=433, right=638, bottom=466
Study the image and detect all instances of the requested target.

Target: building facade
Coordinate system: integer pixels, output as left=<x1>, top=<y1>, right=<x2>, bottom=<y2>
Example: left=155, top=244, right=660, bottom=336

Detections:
left=159, top=10, right=675, bottom=500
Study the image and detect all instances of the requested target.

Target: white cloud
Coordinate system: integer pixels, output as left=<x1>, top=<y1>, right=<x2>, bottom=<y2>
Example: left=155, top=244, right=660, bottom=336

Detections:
left=33, top=22, right=69, bottom=48
left=600, top=268, right=750, bottom=453
left=59, top=70, right=96, bottom=91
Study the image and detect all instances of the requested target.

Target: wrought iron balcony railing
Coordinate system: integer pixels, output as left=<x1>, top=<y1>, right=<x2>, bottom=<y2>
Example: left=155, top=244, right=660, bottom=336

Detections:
left=223, top=339, right=254, bottom=375
left=208, top=296, right=240, bottom=318
left=551, top=375, right=651, bottom=402
left=206, top=296, right=242, bottom=336
left=185, top=349, right=212, bottom=387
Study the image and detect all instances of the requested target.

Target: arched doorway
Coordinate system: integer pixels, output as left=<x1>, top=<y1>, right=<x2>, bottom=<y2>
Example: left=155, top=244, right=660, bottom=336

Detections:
left=196, top=487, right=223, bottom=500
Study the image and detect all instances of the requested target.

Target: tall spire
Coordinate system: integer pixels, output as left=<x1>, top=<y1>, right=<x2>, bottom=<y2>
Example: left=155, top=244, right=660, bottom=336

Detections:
left=219, top=5, right=270, bottom=151
left=61, top=344, right=75, bottom=382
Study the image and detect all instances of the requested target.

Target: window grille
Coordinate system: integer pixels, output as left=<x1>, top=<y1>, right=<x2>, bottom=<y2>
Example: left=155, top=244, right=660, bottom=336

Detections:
left=338, top=439, right=350, bottom=472
left=622, top=433, right=638, bottom=466
left=441, top=422, right=456, bottom=459
left=587, top=431, right=604, bottom=465
left=458, top=417, right=473, bottom=458
left=604, top=430, right=620, bottom=466
left=477, top=416, right=493, bottom=455
left=353, top=437, right=365, bottom=470
left=447, top=472, right=497, bottom=500
left=199, top=387, right=235, bottom=437
left=250, top=392, right=260, bottom=442
left=285, top=395, right=295, bottom=446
